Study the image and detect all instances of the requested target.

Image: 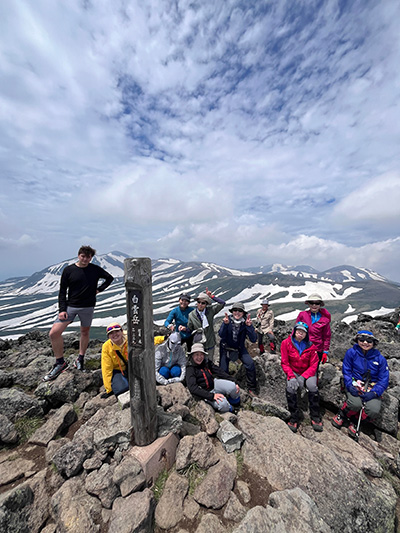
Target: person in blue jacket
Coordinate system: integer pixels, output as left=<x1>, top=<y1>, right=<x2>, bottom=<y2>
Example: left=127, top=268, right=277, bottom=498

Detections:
left=164, top=293, right=194, bottom=351
left=332, top=330, right=389, bottom=438
left=218, top=302, right=258, bottom=396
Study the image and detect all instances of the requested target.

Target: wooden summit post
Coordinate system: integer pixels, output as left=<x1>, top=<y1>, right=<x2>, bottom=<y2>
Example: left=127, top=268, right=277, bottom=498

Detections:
left=124, top=257, right=157, bottom=446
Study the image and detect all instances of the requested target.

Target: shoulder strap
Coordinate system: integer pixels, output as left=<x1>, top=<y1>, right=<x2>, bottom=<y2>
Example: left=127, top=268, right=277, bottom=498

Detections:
left=115, top=349, right=128, bottom=367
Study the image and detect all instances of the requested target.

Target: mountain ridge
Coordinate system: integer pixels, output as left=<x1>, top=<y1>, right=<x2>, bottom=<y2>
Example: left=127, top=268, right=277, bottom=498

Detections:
left=0, top=252, right=399, bottom=339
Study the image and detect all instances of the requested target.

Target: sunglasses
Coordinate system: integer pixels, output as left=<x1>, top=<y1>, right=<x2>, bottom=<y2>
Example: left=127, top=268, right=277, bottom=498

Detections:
left=231, top=308, right=244, bottom=313
left=107, top=325, right=122, bottom=333
left=197, top=301, right=207, bottom=305
left=308, top=301, right=321, bottom=305
left=358, top=336, right=374, bottom=344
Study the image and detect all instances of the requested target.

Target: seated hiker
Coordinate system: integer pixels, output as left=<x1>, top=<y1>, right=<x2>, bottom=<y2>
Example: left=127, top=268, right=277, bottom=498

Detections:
left=186, top=342, right=240, bottom=413
left=187, top=288, right=225, bottom=362
left=332, top=330, right=389, bottom=438
left=155, top=332, right=186, bottom=385
left=164, top=293, right=194, bottom=351
left=281, top=321, right=323, bottom=433
left=101, top=322, right=129, bottom=397
left=218, top=302, right=258, bottom=397
left=256, top=299, right=276, bottom=354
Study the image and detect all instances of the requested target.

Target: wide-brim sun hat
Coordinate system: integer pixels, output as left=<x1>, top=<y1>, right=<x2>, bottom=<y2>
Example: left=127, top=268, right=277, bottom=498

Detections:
left=305, top=293, right=325, bottom=307
left=261, top=299, right=270, bottom=305
left=188, top=343, right=208, bottom=355
left=229, top=302, right=246, bottom=313
left=196, top=292, right=213, bottom=305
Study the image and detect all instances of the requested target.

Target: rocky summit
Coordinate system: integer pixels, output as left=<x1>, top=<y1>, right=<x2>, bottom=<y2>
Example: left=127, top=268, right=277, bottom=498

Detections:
left=1, top=309, right=400, bottom=532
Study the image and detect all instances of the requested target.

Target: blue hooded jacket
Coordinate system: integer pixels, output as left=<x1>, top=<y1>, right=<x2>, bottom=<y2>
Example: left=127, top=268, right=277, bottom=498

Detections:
left=342, top=343, right=389, bottom=397
left=164, top=305, right=194, bottom=340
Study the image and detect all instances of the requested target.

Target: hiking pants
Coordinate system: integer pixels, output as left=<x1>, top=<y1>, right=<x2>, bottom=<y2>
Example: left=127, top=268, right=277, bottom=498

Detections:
left=206, top=378, right=240, bottom=413
left=219, top=346, right=257, bottom=390
left=345, top=391, right=381, bottom=419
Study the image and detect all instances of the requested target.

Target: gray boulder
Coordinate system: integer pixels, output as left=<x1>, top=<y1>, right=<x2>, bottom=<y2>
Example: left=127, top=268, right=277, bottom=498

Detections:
left=113, top=455, right=146, bottom=497
left=237, top=411, right=397, bottom=532
left=232, top=487, right=330, bottom=533
left=52, top=438, right=94, bottom=478
left=108, top=488, right=155, bottom=533
left=29, top=404, right=77, bottom=446
left=157, top=406, right=183, bottom=437
left=194, top=401, right=219, bottom=435
left=176, top=431, right=219, bottom=471
left=156, top=382, right=192, bottom=408
left=217, top=420, right=245, bottom=453
left=0, top=470, right=55, bottom=533
left=85, top=463, right=120, bottom=509
left=35, top=370, right=102, bottom=407
left=0, top=388, right=43, bottom=422
left=193, top=460, right=236, bottom=509
left=51, top=477, right=102, bottom=532
left=0, top=414, right=18, bottom=444
left=155, top=471, right=189, bottom=530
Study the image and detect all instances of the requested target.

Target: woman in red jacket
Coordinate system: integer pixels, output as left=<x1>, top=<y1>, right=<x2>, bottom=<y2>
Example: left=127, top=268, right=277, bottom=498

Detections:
left=281, top=321, right=323, bottom=433
left=296, top=293, right=331, bottom=364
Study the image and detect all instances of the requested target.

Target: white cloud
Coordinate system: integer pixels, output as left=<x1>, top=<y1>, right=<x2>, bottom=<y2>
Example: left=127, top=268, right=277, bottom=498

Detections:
left=0, top=1, right=400, bottom=281
left=332, top=172, right=400, bottom=225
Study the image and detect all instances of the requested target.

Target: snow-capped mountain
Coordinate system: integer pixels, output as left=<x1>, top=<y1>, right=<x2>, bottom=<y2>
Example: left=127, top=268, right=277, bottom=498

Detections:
left=0, top=253, right=399, bottom=339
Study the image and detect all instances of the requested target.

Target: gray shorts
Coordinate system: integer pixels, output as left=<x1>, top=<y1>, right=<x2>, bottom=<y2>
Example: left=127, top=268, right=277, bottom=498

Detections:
left=55, top=306, right=94, bottom=328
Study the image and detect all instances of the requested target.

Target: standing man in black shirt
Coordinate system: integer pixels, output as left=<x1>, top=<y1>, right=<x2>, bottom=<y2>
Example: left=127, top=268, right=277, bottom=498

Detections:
left=43, top=245, right=114, bottom=381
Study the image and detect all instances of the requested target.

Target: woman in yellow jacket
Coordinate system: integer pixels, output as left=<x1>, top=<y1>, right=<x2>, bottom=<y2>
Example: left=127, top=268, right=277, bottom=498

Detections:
left=101, top=322, right=129, bottom=397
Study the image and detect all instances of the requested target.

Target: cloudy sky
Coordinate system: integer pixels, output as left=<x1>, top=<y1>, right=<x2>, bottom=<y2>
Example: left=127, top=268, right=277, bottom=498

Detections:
left=1, top=0, right=400, bottom=283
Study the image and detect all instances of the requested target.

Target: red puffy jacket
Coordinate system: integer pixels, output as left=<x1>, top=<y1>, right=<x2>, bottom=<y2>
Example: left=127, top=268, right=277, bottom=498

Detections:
left=281, top=335, right=319, bottom=380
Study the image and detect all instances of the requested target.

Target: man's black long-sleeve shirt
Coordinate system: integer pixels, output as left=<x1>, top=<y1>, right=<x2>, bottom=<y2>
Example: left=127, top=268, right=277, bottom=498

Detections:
left=58, top=263, right=114, bottom=312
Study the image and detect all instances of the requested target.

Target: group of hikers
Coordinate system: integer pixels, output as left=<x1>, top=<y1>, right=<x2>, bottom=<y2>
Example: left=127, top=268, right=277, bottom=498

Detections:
left=43, top=246, right=391, bottom=438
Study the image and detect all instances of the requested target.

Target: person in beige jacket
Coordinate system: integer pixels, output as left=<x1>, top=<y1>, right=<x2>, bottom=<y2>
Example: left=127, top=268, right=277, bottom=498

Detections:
left=256, top=300, right=276, bottom=354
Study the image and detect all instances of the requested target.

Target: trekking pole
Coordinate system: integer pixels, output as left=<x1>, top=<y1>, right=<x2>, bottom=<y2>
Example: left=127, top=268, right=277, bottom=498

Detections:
left=354, top=370, right=371, bottom=443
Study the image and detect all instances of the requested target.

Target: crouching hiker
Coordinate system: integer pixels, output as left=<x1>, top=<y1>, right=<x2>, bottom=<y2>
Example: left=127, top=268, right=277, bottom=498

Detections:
left=100, top=322, right=129, bottom=398
left=219, top=302, right=258, bottom=397
left=155, top=332, right=186, bottom=385
left=332, top=330, right=389, bottom=439
left=281, top=321, right=323, bottom=433
left=186, top=343, right=240, bottom=413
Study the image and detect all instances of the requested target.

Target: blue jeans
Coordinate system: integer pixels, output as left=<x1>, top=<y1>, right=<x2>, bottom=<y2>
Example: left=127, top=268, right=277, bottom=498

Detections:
left=159, top=365, right=182, bottom=379
left=219, top=343, right=257, bottom=390
left=111, top=370, right=129, bottom=396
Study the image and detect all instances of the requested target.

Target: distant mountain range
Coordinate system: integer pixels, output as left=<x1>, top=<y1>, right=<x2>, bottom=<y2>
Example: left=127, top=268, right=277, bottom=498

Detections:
left=0, top=252, right=399, bottom=339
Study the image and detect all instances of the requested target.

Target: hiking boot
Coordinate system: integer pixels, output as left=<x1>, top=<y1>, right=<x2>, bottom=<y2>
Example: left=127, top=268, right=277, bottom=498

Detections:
left=331, top=411, right=344, bottom=429
left=287, top=420, right=298, bottom=433
left=73, top=357, right=84, bottom=371
left=373, top=427, right=382, bottom=442
left=311, top=419, right=323, bottom=432
left=43, top=361, right=69, bottom=382
left=348, top=423, right=357, bottom=439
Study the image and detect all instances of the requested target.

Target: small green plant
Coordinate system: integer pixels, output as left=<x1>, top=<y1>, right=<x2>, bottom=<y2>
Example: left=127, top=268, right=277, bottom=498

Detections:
left=235, top=449, right=244, bottom=476
left=14, top=417, right=43, bottom=443
left=84, top=359, right=101, bottom=370
left=73, top=404, right=81, bottom=417
left=151, top=469, right=169, bottom=502
left=181, top=463, right=207, bottom=495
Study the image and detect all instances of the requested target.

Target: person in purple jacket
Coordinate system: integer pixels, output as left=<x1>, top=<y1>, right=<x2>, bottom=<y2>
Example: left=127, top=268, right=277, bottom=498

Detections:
left=218, top=302, right=258, bottom=397
left=296, top=293, right=331, bottom=364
